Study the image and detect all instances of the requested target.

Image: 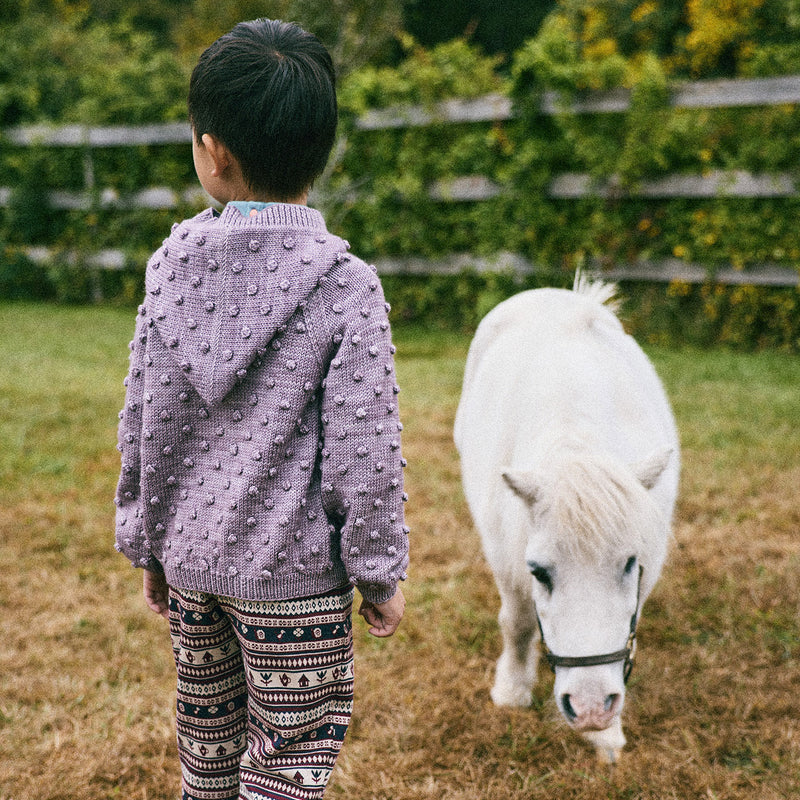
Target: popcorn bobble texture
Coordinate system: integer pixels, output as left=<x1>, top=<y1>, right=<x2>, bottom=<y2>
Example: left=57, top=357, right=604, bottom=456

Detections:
left=114, top=203, right=408, bottom=605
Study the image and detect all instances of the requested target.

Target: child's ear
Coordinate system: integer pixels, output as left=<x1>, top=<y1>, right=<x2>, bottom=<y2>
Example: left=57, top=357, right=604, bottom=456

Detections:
left=201, top=133, right=232, bottom=177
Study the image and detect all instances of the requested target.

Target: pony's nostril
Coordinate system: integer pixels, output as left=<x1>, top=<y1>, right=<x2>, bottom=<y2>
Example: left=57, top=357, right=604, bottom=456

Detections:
left=561, top=694, right=577, bottom=722
left=604, top=693, right=621, bottom=714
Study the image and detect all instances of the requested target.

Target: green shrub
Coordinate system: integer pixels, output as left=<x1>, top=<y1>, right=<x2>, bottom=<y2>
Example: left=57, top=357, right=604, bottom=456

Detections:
left=0, top=245, right=54, bottom=301
left=622, top=280, right=800, bottom=351
left=381, top=269, right=573, bottom=331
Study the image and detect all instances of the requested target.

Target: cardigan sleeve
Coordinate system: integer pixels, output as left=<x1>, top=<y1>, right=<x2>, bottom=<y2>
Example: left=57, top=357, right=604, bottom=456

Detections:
left=113, top=305, right=162, bottom=573
left=317, top=267, right=409, bottom=605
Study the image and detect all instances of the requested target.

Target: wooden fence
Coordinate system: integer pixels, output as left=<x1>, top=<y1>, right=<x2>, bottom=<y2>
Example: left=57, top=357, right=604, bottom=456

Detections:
left=4, top=74, right=800, bottom=286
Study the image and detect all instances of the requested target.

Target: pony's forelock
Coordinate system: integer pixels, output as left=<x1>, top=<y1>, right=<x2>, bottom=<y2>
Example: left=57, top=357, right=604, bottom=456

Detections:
left=538, top=450, right=664, bottom=564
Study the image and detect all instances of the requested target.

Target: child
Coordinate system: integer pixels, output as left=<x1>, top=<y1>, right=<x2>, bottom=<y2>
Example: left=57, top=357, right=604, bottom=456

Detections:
left=114, top=19, right=408, bottom=800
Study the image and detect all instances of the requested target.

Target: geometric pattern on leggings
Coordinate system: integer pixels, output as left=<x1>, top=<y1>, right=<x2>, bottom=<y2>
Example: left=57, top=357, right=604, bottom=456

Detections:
left=169, top=584, right=355, bottom=800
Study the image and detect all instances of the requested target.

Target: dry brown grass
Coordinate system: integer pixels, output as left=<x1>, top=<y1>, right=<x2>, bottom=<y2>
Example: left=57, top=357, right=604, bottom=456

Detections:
left=1, top=306, right=798, bottom=799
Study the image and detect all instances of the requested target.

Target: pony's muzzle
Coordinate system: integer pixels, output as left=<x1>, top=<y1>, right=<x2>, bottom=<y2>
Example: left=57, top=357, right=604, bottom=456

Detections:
left=561, top=692, right=622, bottom=732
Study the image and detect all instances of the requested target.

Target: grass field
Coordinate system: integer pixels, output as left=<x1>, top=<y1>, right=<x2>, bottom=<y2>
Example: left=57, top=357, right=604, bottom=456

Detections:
left=0, top=302, right=798, bottom=800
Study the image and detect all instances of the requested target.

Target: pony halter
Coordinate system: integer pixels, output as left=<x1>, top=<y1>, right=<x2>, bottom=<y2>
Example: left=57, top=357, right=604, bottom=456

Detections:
left=535, top=565, right=643, bottom=684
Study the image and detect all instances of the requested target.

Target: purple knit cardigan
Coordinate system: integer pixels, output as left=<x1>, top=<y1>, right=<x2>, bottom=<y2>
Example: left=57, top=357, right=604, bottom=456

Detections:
left=114, top=203, right=408, bottom=604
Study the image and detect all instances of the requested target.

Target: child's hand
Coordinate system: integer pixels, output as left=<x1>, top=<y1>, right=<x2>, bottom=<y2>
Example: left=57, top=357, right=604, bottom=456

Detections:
left=143, top=569, right=170, bottom=619
left=358, top=587, right=405, bottom=638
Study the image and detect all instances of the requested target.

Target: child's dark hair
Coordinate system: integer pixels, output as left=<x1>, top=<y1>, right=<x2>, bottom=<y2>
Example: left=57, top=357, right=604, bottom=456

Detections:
left=188, top=19, right=337, bottom=201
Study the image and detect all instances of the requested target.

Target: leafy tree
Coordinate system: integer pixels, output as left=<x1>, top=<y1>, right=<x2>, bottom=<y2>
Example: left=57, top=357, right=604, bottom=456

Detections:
left=171, top=0, right=404, bottom=77
left=339, top=36, right=507, bottom=112
left=0, top=12, right=188, bottom=125
left=517, top=0, right=800, bottom=82
left=405, top=0, right=555, bottom=58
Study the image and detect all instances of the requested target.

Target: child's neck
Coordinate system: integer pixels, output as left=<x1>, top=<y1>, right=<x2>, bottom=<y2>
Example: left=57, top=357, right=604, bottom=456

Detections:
left=248, top=193, right=308, bottom=206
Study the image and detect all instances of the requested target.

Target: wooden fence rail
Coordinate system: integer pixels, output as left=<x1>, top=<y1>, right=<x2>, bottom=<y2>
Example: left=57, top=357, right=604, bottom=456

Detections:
left=9, top=75, right=800, bottom=144
left=3, top=74, right=800, bottom=286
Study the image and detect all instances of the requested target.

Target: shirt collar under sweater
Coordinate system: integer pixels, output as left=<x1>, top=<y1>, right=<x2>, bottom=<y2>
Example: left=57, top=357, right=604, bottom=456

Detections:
left=145, top=203, right=348, bottom=407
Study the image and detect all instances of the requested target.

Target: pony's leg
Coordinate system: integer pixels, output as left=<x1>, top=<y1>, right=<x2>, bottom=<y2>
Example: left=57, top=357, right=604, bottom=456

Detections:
left=491, top=587, right=539, bottom=707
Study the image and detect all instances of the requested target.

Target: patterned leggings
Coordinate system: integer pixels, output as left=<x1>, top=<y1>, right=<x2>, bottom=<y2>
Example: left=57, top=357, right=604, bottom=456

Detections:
left=168, top=585, right=355, bottom=800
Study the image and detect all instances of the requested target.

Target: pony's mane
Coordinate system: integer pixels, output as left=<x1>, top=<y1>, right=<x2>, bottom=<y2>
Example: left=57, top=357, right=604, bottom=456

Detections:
left=572, top=268, right=621, bottom=314
left=539, top=447, right=663, bottom=563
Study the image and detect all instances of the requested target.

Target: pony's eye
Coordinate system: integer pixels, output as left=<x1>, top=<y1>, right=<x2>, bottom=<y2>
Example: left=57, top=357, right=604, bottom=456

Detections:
left=527, top=561, right=553, bottom=593
left=623, top=556, right=637, bottom=576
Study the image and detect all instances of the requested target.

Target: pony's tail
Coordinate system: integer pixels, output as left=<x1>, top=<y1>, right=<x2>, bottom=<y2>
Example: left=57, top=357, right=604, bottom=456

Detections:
left=573, top=266, right=621, bottom=314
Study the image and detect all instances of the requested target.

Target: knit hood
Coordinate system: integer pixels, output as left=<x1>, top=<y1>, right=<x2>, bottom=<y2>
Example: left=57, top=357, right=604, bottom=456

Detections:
left=144, top=203, right=346, bottom=406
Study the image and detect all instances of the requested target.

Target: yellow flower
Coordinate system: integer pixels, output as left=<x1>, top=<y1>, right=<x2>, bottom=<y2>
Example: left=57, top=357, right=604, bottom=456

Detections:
left=584, top=38, right=618, bottom=60
left=667, top=280, right=692, bottom=298
left=632, top=2, right=658, bottom=23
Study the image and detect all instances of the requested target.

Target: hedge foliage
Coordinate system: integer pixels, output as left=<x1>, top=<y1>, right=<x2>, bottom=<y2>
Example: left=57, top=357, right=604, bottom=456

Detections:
left=2, top=1, right=800, bottom=349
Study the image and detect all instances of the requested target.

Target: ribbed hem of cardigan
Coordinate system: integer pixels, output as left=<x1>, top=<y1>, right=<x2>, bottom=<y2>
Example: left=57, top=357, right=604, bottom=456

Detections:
left=163, top=563, right=398, bottom=605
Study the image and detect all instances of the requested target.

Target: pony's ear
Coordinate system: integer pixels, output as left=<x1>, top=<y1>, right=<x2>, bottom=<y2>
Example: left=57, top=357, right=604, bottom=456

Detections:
left=633, top=448, right=673, bottom=490
left=502, top=469, right=540, bottom=505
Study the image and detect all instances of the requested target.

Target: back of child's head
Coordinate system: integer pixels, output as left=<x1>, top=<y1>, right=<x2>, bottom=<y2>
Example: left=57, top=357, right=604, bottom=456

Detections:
left=188, top=19, right=337, bottom=201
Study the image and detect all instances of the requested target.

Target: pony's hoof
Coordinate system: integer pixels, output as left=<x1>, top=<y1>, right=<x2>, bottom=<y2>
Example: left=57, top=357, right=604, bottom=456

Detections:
left=490, top=683, right=532, bottom=708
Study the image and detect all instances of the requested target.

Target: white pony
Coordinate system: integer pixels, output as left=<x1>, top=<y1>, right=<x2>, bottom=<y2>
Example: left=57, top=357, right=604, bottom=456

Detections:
left=454, top=277, right=679, bottom=762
